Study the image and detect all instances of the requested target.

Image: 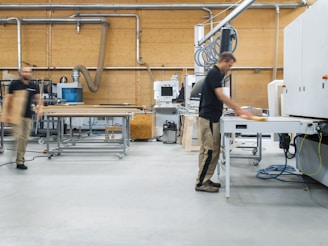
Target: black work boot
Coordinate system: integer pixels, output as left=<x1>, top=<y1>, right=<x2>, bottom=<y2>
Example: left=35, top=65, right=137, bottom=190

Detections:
left=16, top=164, right=28, bottom=170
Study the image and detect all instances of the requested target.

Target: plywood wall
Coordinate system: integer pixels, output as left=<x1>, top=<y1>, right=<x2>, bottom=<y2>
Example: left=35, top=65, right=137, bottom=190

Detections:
left=0, top=0, right=305, bottom=109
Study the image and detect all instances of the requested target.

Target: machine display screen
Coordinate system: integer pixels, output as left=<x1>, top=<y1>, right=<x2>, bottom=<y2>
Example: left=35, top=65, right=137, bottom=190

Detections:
left=161, top=86, right=173, bottom=97
left=62, top=88, right=83, bottom=103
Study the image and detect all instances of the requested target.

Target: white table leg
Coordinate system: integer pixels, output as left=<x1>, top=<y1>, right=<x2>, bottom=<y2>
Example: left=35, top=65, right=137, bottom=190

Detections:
left=225, top=133, right=231, bottom=198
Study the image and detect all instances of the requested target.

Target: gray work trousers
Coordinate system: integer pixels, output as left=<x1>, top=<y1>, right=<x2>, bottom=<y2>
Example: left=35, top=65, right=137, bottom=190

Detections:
left=13, top=118, right=32, bottom=164
left=196, top=117, right=221, bottom=186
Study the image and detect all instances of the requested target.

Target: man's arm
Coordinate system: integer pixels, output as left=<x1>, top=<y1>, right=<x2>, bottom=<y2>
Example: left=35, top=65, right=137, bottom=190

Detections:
left=215, top=87, right=253, bottom=117
left=34, top=93, right=43, bottom=120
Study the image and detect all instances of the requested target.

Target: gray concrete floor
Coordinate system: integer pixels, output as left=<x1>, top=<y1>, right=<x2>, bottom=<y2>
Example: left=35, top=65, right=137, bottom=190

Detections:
left=0, top=136, right=327, bottom=246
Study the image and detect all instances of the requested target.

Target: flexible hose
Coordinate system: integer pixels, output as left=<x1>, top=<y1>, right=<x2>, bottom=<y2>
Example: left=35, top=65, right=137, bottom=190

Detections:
left=194, top=26, right=238, bottom=68
left=74, top=22, right=109, bottom=92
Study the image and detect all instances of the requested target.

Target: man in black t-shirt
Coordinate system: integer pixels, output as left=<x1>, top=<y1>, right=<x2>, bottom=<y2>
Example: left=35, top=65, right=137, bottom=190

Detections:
left=3, top=67, right=43, bottom=170
left=195, top=52, right=252, bottom=192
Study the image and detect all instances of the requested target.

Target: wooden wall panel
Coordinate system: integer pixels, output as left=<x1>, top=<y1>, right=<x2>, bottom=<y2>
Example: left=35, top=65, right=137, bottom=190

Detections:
left=0, top=0, right=306, bottom=109
left=107, top=31, right=136, bottom=67
left=0, top=25, right=20, bottom=66
left=140, top=9, right=201, bottom=66
left=230, top=69, right=284, bottom=109
left=231, top=70, right=272, bottom=109
left=234, top=29, right=278, bottom=65
left=23, top=26, right=48, bottom=67
left=106, top=71, right=137, bottom=105
left=51, top=25, right=102, bottom=66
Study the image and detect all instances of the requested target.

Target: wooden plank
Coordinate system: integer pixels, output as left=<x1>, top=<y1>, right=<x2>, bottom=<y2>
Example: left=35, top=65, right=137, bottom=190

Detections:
left=1, top=90, right=28, bottom=125
left=181, top=115, right=200, bottom=152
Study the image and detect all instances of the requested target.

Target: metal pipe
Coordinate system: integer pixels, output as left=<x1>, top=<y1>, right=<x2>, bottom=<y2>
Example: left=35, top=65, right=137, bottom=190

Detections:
left=0, top=66, right=283, bottom=70
left=202, top=8, right=213, bottom=31
left=0, top=17, right=110, bottom=92
left=1, top=18, right=22, bottom=71
left=75, top=13, right=144, bottom=65
left=0, top=3, right=306, bottom=10
left=19, top=17, right=108, bottom=24
left=272, top=5, right=280, bottom=81
left=198, top=0, right=256, bottom=45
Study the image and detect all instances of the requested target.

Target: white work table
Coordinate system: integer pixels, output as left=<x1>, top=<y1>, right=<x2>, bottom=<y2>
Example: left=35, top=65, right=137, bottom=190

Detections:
left=220, top=116, right=320, bottom=198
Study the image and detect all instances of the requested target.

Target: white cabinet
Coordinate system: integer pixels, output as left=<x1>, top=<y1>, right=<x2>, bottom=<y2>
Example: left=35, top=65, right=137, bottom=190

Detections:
left=284, top=0, right=328, bottom=119
left=284, top=16, right=303, bottom=116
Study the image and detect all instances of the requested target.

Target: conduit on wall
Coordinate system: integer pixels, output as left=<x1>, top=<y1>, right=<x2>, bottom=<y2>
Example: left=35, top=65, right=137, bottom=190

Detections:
left=71, top=13, right=159, bottom=86
left=0, top=17, right=109, bottom=92
left=73, top=13, right=144, bottom=65
left=272, top=6, right=280, bottom=81
left=0, top=2, right=307, bottom=10
left=0, top=17, right=22, bottom=71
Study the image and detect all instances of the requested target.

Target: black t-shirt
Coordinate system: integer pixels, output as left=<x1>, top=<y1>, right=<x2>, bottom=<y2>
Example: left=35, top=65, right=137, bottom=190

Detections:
left=199, top=66, right=225, bottom=123
left=8, top=80, right=40, bottom=118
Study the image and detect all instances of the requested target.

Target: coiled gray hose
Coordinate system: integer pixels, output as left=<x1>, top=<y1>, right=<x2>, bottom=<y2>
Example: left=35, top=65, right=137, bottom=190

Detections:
left=194, top=26, right=238, bottom=68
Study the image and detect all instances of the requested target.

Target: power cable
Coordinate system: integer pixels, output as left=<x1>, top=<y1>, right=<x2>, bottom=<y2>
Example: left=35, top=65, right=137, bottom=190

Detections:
left=0, top=148, right=48, bottom=168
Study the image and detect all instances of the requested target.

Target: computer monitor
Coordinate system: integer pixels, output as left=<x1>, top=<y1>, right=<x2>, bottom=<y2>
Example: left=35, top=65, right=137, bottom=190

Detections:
left=154, top=80, right=179, bottom=105
left=57, top=82, right=84, bottom=104
left=62, top=88, right=83, bottom=104
left=161, top=86, right=173, bottom=97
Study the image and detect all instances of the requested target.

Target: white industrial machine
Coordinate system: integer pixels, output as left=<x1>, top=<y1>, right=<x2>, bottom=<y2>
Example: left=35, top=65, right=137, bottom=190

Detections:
left=267, top=80, right=284, bottom=117
left=284, top=1, right=328, bottom=119
left=56, top=82, right=83, bottom=104
left=153, top=75, right=180, bottom=138
left=284, top=0, right=328, bottom=186
left=56, top=70, right=84, bottom=104
left=184, top=74, right=201, bottom=109
left=153, top=75, right=179, bottom=106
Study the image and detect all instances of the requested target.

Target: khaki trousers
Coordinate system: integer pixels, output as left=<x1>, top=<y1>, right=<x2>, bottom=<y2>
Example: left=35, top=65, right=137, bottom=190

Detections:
left=13, top=118, right=32, bottom=164
left=196, top=117, right=221, bottom=186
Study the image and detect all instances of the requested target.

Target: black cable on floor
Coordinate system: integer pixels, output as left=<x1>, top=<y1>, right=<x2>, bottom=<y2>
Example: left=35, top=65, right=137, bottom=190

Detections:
left=0, top=148, right=48, bottom=168
left=256, top=149, right=317, bottom=184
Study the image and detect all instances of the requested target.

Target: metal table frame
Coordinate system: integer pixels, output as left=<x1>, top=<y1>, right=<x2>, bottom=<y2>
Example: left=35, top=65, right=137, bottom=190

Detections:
left=43, top=107, right=135, bottom=159
left=221, top=132, right=262, bottom=167
left=220, top=116, right=320, bottom=198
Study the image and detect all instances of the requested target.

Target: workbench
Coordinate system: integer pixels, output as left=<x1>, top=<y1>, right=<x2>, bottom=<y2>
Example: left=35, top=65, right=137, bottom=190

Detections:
left=42, top=105, right=140, bottom=159
left=220, top=116, right=320, bottom=198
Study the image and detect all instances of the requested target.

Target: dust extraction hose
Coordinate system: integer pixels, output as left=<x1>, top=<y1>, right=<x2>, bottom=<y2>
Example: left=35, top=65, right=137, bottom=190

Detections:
left=73, top=21, right=109, bottom=92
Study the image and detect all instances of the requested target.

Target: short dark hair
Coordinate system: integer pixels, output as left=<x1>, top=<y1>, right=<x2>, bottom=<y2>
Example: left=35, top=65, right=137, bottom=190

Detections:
left=219, top=52, right=236, bottom=63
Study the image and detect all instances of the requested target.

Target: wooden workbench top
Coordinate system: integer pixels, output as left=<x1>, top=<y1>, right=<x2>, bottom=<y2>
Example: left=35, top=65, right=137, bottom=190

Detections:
left=41, top=105, right=143, bottom=117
